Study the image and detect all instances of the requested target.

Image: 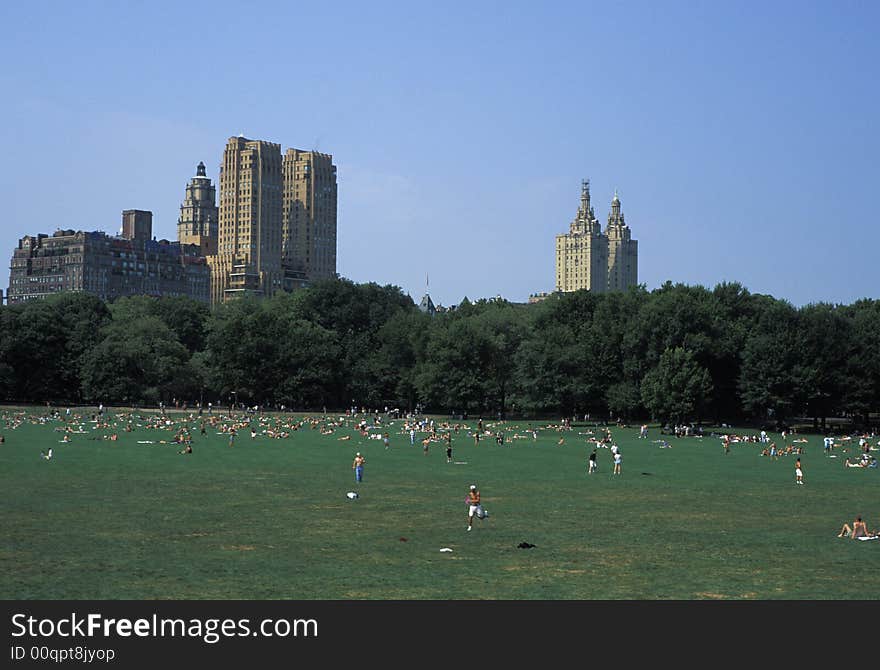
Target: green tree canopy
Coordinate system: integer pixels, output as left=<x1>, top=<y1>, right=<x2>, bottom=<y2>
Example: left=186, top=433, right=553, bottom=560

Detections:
left=641, top=346, right=714, bottom=425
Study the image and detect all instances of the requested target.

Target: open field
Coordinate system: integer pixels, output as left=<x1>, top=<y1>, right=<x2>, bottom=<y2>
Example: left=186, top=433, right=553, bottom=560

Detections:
left=1, top=408, right=878, bottom=599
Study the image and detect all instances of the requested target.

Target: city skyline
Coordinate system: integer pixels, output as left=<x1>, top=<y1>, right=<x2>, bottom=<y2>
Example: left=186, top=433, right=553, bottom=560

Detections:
left=2, top=1, right=878, bottom=308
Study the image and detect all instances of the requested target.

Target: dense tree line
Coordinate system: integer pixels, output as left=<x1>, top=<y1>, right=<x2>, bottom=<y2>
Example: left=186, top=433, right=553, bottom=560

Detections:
left=2, top=278, right=879, bottom=428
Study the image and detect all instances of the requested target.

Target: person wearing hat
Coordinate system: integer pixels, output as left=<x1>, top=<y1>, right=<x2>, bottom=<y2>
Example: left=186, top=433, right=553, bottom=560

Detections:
left=352, top=452, right=366, bottom=482
left=466, top=484, right=482, bottom=531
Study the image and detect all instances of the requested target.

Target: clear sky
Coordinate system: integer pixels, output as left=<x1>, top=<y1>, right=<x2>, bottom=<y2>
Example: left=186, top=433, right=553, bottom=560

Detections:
left=1, top=1, right=877, bottom=308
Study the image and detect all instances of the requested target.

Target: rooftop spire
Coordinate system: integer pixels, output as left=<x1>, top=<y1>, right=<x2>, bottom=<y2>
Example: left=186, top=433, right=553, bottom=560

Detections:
left=581, top=179, right=591, bottom=212
left=608, top=189, right=624, bottom=226
left=570, top=178, right=599, bottom=235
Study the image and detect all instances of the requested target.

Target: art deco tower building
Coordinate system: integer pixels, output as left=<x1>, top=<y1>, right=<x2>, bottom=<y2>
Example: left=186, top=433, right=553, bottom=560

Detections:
left=555, top=180, right=638, bottom=294
left=210, top=137, right=283, bottom=304
left=282, top=149, right=337, bottom=283
left=178, top=161, right=219, bottom=256
left=555, top=180, right=608, bottom=293
left=605, top=191, right=638, bottom=292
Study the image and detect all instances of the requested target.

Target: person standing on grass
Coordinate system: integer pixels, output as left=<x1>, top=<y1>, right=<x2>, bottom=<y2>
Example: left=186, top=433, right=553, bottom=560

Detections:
left=352, top=452, right=365, bottom=482
left=613, top=449, right=622, bottom=475
left=795, top=457, right=804, bottom=485
left=446, top=433, right=453, bottom=463
left=588, top=448, right=598, bottom=474
left=466, top=484, right=483, bottom=531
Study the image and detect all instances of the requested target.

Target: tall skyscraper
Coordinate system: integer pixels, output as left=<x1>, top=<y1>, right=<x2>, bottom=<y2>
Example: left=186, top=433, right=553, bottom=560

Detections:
left=207, top=137, right=338, bottom=304
left=555, top=180, right=638, bottom=293
left=555, top=180, right=609, bottom=293
left=605, top=191, right=638, bottom=292
left=178, top=161, right=219, bottom=256
left=210, top=137, right=284, bottom=305
left=282, top=149, right=337, bottom=283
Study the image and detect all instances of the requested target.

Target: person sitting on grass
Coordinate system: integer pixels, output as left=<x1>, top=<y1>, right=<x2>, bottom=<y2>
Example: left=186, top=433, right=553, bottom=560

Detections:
left=838, top=516, right=876, bottom=539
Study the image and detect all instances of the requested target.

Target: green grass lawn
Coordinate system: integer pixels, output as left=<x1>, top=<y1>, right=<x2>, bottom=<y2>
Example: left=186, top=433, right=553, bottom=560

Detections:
left=1, top=409, right=878, bottom=599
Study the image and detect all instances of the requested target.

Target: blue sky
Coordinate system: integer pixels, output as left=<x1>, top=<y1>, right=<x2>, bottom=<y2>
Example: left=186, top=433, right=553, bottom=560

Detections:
left=1, top=1, right=877, bottom=307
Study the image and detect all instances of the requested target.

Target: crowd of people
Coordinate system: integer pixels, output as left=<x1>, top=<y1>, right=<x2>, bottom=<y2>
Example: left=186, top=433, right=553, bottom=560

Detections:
left=4, top=406, right=878, bottom=541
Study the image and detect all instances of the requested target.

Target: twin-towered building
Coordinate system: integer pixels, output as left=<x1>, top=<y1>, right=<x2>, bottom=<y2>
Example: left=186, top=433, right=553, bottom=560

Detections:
left=208, top=137, right=337, bottom=304
left=555, top=180, right=638, bottom=294
left=7, top=137, right=338, bottom=307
